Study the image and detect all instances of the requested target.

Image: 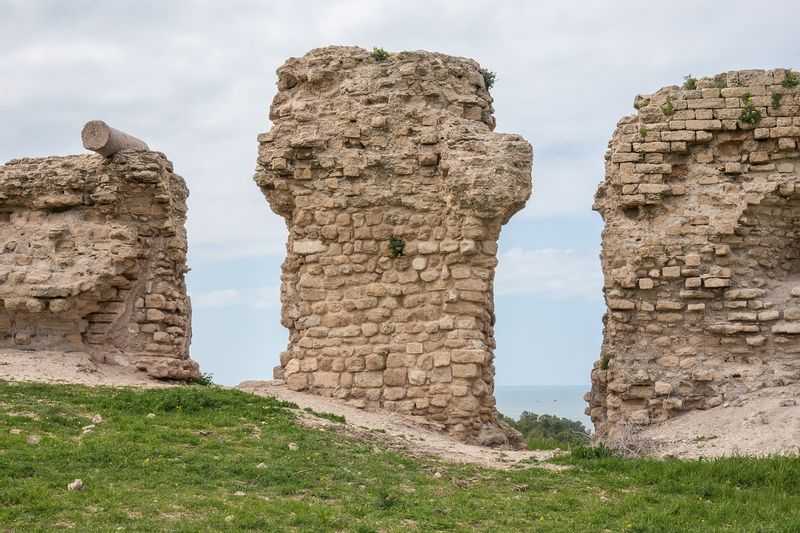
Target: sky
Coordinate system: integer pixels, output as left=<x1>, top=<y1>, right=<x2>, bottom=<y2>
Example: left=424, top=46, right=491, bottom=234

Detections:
left=2, top=0, right=799, bottom=386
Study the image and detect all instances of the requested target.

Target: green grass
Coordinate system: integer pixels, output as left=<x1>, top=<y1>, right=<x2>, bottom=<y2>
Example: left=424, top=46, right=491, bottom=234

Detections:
left=1, top=382, right=799, bottom=531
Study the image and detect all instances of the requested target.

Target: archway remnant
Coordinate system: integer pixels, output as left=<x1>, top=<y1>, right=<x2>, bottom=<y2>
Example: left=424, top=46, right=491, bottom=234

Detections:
left=255, top=46, right=532, bottom=446
left=589, top=69, right=800, bottom=436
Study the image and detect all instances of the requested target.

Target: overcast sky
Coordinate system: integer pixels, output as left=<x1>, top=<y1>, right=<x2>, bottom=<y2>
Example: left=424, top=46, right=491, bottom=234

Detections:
left=3, top=0, right=799, bottom=386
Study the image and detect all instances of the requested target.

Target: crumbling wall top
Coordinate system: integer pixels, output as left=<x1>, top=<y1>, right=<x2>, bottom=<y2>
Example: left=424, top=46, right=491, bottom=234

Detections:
left=590, top=68, right=800, bottom=436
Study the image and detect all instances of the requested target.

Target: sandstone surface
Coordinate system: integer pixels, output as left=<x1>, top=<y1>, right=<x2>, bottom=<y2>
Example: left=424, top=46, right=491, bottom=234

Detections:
left=589, top=69, right=800, bottom=436
left=254, top=46, right=532, bottom=445
left=0, top=149, right=197, bottom=380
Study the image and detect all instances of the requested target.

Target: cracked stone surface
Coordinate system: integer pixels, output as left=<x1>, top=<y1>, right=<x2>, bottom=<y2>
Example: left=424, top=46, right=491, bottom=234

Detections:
left=0, top=150, right=198, bottom=380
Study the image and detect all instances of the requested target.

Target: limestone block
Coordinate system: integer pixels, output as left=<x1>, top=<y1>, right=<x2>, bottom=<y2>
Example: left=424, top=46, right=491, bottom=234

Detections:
left=293, top=241, right=326, bottom=254
left=354, top=371, right=383, bottom=388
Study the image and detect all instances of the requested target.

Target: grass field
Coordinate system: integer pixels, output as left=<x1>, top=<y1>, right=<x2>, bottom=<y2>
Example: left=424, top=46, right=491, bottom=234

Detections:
left=1, top=381, right=799, bottom=532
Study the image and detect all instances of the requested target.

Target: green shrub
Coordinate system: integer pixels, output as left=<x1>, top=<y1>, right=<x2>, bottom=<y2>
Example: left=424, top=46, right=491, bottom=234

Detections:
left=738, top=93, right=761, bottom=124
left=772, top=92, right=783, bottom=109
left=571, top=442, right=617, bottom=459
left=740, top=103, right=761, bottom=125
left=387, top=236, right=405, bottom=258
left=370, top=47, right=390, bottom=61
left=634, top=98, right=650, bottom=110
left=192, top=371, right=214, bottom=386
left=501, top=411, right=590, bottom=450
left=600, top=355, right=610, bottom=370
left=480, top=69, right=496, bottom=89
left=639, top=127, right=648, bottom=139
left=660, top=97, right=675, bottom=116
left=683, top=75, right=697, bottom=90
left=781, top=68, right=799, bottom=88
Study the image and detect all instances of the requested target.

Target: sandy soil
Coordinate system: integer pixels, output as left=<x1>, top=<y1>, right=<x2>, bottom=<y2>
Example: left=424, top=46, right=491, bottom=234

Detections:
left=640, top=383, right=800, bottom=459
left=0, top=349, right=169, bottom=388
left=236, top=380, right=567, bottom=470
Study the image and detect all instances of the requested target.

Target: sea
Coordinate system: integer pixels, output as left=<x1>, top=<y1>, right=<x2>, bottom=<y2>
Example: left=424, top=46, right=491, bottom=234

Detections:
left=494, top=385, right=592, bottom=430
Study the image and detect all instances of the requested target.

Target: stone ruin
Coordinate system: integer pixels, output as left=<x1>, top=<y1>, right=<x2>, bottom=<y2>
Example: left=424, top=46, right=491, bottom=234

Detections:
left=0, top=122, right=198, bottom=380
left=589, top=69, right=800, bottom=436
left=254, top=46, right=532, bottom=445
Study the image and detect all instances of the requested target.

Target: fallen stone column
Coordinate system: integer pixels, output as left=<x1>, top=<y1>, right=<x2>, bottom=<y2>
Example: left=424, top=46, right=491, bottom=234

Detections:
left=254, top=46, right=532, bottom=447
left=81, top=120, right=149, bottom=156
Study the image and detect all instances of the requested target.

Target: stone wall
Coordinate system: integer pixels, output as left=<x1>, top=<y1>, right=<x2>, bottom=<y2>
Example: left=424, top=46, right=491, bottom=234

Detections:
left=254, top=46, right=532, bottom=445
left=589, top=69, right=800, bottom=435
left=0, top=151, right=198, bottom=380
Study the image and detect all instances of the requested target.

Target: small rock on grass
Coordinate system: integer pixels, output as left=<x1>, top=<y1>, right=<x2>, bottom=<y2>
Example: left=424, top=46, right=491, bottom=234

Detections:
left=67, top=479, right=83, bottom=491
left=256, top=463, right=267, bottom=469
left=146, top=413, right=156, bottom=419
left=288, top=442, right=299, bottom=451
left=91, top=414, right=103, bottom=424
left=27, top=434, right=41, bottom=444
left=234, top=491, right=246, bottom=497
left=9, top=428, right=22, bottom=435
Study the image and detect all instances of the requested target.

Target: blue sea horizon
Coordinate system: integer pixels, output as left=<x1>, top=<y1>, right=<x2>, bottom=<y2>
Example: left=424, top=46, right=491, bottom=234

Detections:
left=494, top=385, right=592, bottom=429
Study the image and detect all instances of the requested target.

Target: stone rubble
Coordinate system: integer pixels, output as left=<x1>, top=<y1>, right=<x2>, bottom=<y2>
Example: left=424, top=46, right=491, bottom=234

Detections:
left=254, top=46, right=532, bottom=446
left=0, top=150, right=198, bottom=380
left=589, top=69, right=800, bottom=436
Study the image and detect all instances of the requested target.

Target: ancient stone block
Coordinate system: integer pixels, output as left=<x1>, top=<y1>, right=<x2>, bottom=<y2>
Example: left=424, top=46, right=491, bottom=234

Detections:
left=255, top=46, right=532, bottom=446
left=0, top=149, right=197, bottom=380
left=589, top=69, right=800, bottom=437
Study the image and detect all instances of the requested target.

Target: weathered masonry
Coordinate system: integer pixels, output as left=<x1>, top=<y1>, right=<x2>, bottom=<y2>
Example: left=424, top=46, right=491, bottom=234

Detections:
left=589, top=69, right=800, bottom=436
left=255, top=46, right=532, bottom=445
left=0, top=122, right=198, bottom=380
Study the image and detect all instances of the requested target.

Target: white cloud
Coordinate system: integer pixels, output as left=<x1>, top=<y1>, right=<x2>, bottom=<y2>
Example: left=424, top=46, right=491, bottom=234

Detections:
left=3, top=1, right=798, bottom=260
left=496, top=247, right=603, bottom=301
left=190, top=286, right=280, bottom=310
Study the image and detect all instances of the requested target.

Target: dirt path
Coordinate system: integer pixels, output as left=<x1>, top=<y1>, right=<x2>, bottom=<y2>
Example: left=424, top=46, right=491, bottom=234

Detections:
left=0, top=349, right=169, bottom=387
left=236, top=380, right=567, bottom=471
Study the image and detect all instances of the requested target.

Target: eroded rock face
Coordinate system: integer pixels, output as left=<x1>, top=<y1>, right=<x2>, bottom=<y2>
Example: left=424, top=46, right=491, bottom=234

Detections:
left=255, top=46, right=532, bottom=445
left=589, top=69, right=800, bottom=436
left=0, top=151, right=197, bottom=380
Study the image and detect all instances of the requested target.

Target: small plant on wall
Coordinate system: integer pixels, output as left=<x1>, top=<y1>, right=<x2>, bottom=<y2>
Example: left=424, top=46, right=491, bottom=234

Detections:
left=370, top=47, right=390, bottom=61
left=781, top=68, right=799, bottom=88
left=387, top=235, right=405, bottom=257
left=480, top=69, right=496, bottom=89
left=660, top=97, right=675, bottom=117
left=739, top=93, right=761, bottom=125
